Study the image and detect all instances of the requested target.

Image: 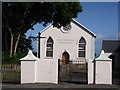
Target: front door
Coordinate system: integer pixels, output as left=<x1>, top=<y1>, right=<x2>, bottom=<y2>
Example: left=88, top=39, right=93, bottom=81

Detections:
left=61, top=51, right=70, bottom=64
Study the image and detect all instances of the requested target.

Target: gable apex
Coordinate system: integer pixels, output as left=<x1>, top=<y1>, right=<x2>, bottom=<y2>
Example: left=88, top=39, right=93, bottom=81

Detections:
left=72, top=19, right=96, bottom=37
left=39, top=19, right=96, bottom=37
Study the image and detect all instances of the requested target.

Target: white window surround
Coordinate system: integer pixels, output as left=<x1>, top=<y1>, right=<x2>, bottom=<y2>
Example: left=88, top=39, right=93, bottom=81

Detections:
left=77, top=37, right=86, bottom=58
left=45, top=36, right=54, bottom=58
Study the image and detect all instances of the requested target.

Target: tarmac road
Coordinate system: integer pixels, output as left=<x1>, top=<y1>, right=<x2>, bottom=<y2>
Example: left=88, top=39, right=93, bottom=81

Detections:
left=2, top=77, right=120, bottom=88
left=2, top=83, right=120, bottom=88
left=1, top=71, right=120, bottom=89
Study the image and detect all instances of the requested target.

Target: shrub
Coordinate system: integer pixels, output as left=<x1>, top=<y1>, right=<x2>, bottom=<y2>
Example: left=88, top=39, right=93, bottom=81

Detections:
left=2, top=50, right=28, bottom=64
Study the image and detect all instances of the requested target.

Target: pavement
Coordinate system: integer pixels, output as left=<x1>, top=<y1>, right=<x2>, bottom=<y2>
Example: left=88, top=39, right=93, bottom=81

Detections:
left=1, top=82, right=120, bottom=88
left=2, top=79, right=120, bottom=88
left=1, top=75, right=120, bottom=89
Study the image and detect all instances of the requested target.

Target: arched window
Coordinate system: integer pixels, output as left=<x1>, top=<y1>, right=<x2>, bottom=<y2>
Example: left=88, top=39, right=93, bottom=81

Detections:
left=78, top=37, right=86, bottom=57
left=46, top=37, right=53, bottom=57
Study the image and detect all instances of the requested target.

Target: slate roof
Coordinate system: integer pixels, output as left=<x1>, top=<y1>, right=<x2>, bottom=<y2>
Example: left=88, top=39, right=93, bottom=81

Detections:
left=102, top=40, right=120, bottom=53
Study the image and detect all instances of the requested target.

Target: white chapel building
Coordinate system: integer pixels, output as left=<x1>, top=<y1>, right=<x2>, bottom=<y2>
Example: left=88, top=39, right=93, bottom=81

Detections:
left=37, top=19, right=96, bottom=62
left=20, top=19, right=113, bottom=84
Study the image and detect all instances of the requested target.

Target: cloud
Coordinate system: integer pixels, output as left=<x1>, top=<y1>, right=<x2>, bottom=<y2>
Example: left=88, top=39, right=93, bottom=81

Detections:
left=95, top=33, right=105, bottom=44
left=96, top=33, right=105, bottom=40
left=96, top=33, right=119, bottom=43
left=95, top=33, right=105, bottom=57
left=116, top=31, right=120, bottom=39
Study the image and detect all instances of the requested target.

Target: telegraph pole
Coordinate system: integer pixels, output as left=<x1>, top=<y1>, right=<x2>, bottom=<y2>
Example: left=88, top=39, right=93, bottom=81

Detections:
left=37, top=32, right=46, bottom=58
left=38, top=32, right=40, bottom=58
left=29, top=32, right=46, bottom=58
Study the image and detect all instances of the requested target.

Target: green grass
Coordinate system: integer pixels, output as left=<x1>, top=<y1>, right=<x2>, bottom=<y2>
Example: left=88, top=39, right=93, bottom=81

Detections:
left=1, top=73, right=20, bottom=79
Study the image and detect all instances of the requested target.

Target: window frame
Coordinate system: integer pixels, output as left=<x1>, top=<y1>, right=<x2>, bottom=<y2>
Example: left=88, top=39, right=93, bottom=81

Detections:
left=78, top=37, right=86, bottom=58
left=46, top=37, right=54, bottom=58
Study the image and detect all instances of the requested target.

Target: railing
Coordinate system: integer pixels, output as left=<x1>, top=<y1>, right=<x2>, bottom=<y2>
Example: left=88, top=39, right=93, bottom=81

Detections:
left=58, top=59, right=88, bottom=84
left=2, top=64, right=21, bottom=76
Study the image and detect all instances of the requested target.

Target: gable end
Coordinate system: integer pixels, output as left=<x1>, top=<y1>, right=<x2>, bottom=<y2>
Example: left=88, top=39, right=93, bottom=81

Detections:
left=72, top=19, right=96, bottom=37
left=39, top=19, right=96, bottom=38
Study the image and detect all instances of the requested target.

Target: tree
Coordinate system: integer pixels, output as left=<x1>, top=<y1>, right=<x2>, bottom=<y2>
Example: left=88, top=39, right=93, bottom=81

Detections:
left=2, top=2, right=82, bottom=56
left=18, top=34, right=33, bottom=51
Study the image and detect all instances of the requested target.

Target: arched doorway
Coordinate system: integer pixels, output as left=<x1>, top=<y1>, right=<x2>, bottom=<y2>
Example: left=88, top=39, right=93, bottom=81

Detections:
left=61, top=51, right=70, bottom=64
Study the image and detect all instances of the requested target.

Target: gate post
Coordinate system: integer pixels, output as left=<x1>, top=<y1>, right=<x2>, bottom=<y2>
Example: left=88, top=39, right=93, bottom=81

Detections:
left=20, top=50, right=39, bottom=84
left=88, top=59, right=94, bottom=84
left=95, top=50, right=112, bottom=84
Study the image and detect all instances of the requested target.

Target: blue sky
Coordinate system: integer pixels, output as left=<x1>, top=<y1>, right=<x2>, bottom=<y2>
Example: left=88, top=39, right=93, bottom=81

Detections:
left=26, top=2, right=118, bottom=57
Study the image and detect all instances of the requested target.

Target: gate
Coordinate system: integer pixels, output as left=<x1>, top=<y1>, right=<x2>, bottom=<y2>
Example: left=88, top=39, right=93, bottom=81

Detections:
left=58, top=59, right=88, bottom=84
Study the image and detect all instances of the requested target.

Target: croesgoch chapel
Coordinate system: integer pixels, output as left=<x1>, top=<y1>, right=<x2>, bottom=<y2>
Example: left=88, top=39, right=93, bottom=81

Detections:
left=20, top=19, right=113, bottom=84
left=37, top=19, right=96, bottom=63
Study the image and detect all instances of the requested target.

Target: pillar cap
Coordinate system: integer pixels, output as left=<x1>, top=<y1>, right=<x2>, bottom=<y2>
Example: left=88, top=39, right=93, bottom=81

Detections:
left=20, top=50, right=39, bottom=61
left=95, top=50, right=112, bottom=61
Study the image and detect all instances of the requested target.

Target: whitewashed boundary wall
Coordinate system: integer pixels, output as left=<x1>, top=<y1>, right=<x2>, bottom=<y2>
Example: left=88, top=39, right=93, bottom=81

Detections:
left=95, top=50, right=112, bottom=84
left=20, top=50, right=58, bottom=84
left=36, top=59, right=58, bottom=84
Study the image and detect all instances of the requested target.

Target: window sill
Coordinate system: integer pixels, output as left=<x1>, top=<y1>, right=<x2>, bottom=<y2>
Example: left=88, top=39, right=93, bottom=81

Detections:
left=77, top=57, right=86, bottom=59
left=45, top=57, right=53, bottom=59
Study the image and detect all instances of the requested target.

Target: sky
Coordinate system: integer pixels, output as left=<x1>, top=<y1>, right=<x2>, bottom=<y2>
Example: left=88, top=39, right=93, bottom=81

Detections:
left=26, top=2, right=118, bottom=57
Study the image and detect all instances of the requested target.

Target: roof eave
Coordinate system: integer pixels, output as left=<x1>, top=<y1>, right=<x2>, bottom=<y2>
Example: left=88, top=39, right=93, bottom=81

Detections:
left=39, top=24, right=53, bottom=34
left=72, top=19, right=96, bottom=37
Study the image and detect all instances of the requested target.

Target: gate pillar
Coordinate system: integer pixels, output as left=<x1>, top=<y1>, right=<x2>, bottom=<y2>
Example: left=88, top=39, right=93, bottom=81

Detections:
left=88, top=59, right=94, bottom=84
left=95, top=50, right=112, bottom=84
left=20, top=50, right=39, bottom=84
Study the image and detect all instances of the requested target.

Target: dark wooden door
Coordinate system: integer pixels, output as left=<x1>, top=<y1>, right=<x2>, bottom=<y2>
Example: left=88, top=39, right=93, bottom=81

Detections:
left=61, top=52, right=69, bottom=64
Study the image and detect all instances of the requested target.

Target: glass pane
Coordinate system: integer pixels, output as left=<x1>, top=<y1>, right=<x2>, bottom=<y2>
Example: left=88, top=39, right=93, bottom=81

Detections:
left=47, top=44, right=53, bottom=47
left=46, top=37, right=53, bottom=57
left=47, top=42, right=53, bottom=44
left=79, top=44, right=85, bottom=50
left=47, top=37, right=53, bottom=44
left=46, top=43, right=53, bottom=51
left=46, top=51, right=53, bottom=57
left=46, top=47, right=53, bottom=51
left=79, top=38, right=86, bottom=43
left=78, top=51, right=85, bottom=57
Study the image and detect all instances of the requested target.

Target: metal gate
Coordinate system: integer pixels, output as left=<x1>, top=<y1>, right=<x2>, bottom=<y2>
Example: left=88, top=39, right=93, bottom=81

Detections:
left=58, top=59, right=88, bottom=84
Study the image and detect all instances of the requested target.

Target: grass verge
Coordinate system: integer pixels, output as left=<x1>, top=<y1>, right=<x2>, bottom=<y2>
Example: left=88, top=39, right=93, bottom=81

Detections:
left=1, top=73, right=20, bottom=79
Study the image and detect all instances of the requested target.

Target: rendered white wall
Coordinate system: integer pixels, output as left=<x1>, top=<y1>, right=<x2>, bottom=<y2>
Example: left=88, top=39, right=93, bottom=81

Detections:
left=36, top=59, right=58, bottom=84
left=21, top=59, right=58, bottom=84
left=95, top=61, right=112, bottom=84
left=40, top=22, right=95, bottom=61
left=21, top=61, right=36, bottom=84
